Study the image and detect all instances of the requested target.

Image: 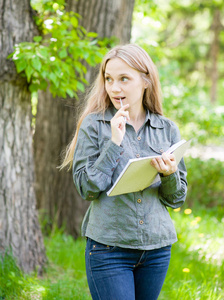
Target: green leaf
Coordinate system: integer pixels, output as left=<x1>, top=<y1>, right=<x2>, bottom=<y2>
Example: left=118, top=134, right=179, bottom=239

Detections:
left=7, top=52, right=14, bottom=59
left=77, top=81, right=85, bottom=92
left=87, top=32, right=98, bottom=38
left=39, top=80, right=48, bottom=90
left=41, top=70, right=48, bottom=79
left=29, top=83, right=39, bottom=93
left=66, top=88, right=74, bottom=97
left=71, top=30, right=78, bottom=39
left=33, top=36, right=43, bottom=42
left=25, top=64, right=34, bottom=82
left=16, top=59, right=27, bottom=73
left=31, top=56, right=42, bottom=72
left=49, top=72, right=59, bottom=87
left=59, top=48, right=67, bottom=59
left=70, top=16, right=78, bottom=27
left=37, top=47, right=49, bottom=59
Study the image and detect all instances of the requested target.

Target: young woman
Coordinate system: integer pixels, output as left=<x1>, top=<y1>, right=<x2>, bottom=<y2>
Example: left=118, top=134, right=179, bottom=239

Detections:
left=61, top=44, right=187, bottom=300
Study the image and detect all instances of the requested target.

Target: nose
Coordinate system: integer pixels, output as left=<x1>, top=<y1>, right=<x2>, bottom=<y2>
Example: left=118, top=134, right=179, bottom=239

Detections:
left=111, top=81, right=121, bottom=92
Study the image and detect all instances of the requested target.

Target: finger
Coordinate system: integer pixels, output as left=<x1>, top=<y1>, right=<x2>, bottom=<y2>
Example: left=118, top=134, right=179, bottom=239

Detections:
left=160, top=153, right=172, bottom=168
left=150, top=158, right=162, bottom=172
left=162, top=153, right=177, bottom=170
left=120, top=103, right=129, bottom=110
left=118, top=117, right=126, bottom=129
left=118, top=104, right=129, bottom=114
left=155, top=156, right=170, bottom=173
left=118, top=106, right=130, bottom=121
left=112, top=116, right=125, bottom=127
left=162, top=152, right=175, bottom=161
left=169, top=153, right=176, bottom=161
left=112, top=110, right=128, bottom=123
left=162, top=153, right=178, bottom=174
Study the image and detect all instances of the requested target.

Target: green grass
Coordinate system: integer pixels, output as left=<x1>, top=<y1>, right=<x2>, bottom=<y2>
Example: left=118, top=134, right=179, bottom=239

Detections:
left=1, top=206, right=224, bottom=299
left=160, top=206, right=224, bottom=299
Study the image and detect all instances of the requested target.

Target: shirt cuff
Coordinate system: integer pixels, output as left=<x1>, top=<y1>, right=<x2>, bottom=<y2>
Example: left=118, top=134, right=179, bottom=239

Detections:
left=160, top=171, right=182, bottom=195
left=94, top=139, right=124, bottom=176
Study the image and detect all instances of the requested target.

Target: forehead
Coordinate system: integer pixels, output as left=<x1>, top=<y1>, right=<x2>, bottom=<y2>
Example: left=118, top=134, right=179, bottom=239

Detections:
left=105, top=58, right=139, bottom=76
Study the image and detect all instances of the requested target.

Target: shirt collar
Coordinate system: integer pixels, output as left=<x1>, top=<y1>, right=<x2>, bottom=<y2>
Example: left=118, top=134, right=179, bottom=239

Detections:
left=145, top=110, right=164, bottom=128
left=96, top=106, right=164, bottom=129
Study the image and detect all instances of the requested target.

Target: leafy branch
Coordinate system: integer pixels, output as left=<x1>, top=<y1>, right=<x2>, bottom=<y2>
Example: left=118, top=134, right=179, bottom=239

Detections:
left=8, top=0, right=109, bottom=98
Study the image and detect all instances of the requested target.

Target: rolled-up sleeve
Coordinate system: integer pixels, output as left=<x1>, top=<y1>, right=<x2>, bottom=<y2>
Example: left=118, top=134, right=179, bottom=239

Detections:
left=73, top=116, right=123, bottom=200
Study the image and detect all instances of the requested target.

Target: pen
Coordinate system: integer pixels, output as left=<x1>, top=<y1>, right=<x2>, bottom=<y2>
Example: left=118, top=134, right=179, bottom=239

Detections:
left=120, top=98, right=127, bottom=122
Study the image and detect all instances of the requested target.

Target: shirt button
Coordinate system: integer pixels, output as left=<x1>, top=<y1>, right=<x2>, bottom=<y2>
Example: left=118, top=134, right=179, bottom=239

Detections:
left=160, top=149, right=164, bottom=153
left=137, top=136, right=141, bottom=141
left=116, top=158, right=120, bottom=162
left=136, top=154, right=140, bottom=158
left=111, top=168, right=115, bottom=171
left=139, top=220, right=144, bottom=225
left=137, top=199, right=142, bottom=203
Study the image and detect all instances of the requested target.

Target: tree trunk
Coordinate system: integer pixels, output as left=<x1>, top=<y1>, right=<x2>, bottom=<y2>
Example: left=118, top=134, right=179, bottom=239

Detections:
left=68, top=0, right=134, bottom=42
left=0, top=0, right=46, bottom=273
left=34, top=0, right=135, bottom=238
left=210, top=9, right=221, bottom=104
left=34, top=91, right=85, bottom=237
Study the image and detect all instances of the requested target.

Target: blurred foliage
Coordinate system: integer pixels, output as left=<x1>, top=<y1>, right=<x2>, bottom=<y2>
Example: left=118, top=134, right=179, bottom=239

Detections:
left=159, top=65, right=224, bottom=144
left=185, top=156, right=224, bottom=208
left=133, top=0, right=224, bottom=96
left=0, top=252, right=25, bottom=299
left=133, top=0, right=224, bottom=144
left=8, top=0, right=109, bottom=98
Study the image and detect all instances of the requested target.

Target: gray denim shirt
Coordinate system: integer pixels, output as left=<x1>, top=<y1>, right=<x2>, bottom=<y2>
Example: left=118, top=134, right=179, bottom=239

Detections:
left=73, top=106, right=187, bottom=250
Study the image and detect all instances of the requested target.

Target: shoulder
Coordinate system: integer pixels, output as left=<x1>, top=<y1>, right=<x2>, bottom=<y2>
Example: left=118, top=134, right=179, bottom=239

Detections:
left=149, top=113, right=181, bottom=142
left=81, top=112, right=102, bottom=128
left=79, top=112, right=108, bottom=138
left=150, top=113, right=179, bottom=131
left=81, top=113, right=96, bottom=123
left=81, top=106, right=115, bottom=128
left=159, top=115, right=179, bottom=130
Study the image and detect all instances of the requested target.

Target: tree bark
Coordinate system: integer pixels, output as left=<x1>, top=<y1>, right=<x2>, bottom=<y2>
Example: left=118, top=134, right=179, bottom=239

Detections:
left=34, top=91, right=84, bottom=237
left=0, top=0, right=46, bottom=273
left=34, top=0, right=135, bottom=238
left=67, top=0, right=134, bottom=43
left=209, top=9, right=221, bottom=104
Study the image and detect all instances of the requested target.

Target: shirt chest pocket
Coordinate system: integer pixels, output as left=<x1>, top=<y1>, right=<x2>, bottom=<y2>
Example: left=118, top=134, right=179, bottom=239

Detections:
left=149, top=143, right=171, bottom=156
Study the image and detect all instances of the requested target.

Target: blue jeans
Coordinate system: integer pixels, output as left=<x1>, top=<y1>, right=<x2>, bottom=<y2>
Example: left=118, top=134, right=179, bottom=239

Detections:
left=85, top=238, right=171, bottom=300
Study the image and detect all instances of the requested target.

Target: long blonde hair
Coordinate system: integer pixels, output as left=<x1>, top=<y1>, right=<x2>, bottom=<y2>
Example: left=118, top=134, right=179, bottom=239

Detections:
left=60, top=44, right=163, bottom=170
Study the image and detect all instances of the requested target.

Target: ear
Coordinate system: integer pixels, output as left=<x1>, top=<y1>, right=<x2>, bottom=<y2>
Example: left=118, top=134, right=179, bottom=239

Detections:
left=142, top=75, right=149, bottom=89
left=143, top=78, right=149, bottom=89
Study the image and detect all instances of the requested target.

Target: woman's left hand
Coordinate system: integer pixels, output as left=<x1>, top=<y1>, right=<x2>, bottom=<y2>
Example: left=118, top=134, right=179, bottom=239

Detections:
left=150, top=153, right=177, bottom=177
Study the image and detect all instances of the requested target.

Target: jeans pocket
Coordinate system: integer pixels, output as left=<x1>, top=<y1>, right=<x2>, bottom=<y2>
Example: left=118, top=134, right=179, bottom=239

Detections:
left=87, top=238, right=117, bottom=255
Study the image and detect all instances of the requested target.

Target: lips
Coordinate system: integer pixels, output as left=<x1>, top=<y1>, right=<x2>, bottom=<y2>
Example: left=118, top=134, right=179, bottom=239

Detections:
left=114, top=97, right=126, bottom=100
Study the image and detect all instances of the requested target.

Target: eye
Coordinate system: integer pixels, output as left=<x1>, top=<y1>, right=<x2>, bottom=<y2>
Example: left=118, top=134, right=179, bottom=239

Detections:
left=121, top=77, right=128, bottom=82
left=105, top=77, right=112, bottom=83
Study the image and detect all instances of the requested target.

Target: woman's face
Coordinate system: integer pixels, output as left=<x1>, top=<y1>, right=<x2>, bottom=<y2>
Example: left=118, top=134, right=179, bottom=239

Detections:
left=104, top=58, right=146, bottom=112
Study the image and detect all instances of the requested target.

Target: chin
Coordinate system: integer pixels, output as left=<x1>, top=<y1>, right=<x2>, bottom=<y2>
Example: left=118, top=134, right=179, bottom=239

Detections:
left=111, top=101, right=119, bottom=109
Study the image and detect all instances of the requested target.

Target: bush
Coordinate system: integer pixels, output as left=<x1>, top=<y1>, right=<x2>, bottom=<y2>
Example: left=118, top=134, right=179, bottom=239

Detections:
left=185, top=156, right=224, bottom=208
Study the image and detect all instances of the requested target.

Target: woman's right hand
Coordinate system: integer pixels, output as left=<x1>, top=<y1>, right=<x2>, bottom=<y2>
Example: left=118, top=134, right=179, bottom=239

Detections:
left=110, top=104, right=130, bottom=146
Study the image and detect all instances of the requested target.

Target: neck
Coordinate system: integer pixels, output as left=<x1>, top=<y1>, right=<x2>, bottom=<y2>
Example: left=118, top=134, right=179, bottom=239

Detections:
left=128, top=105, right=146, bottom=132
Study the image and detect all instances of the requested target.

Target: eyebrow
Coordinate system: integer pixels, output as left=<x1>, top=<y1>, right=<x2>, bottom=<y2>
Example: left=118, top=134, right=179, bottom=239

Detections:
left=104, top=73, right=130, bottom=77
